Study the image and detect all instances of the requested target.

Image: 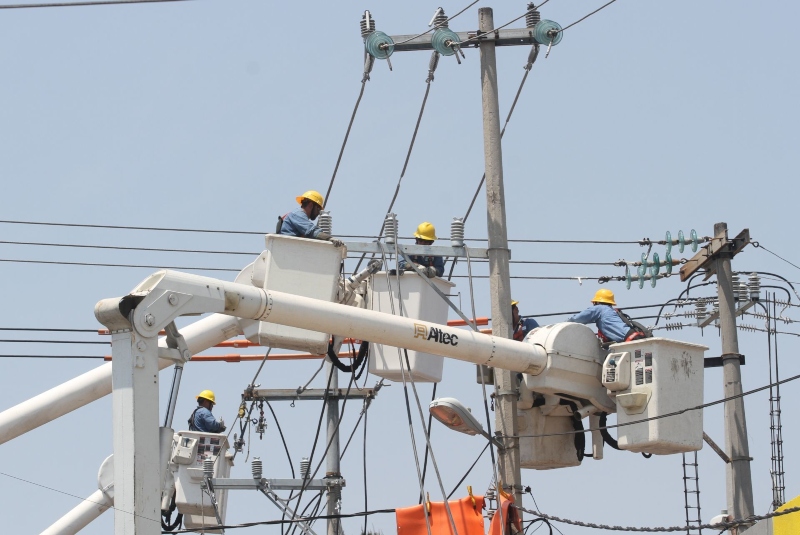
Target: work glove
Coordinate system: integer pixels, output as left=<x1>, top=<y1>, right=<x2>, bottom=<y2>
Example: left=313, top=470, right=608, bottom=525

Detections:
left=424, top=266, right=437, bottom=278
left=218, top=418, right=226, bottom=433
left=330, top=238, right=344, bottom=247
left=388, top=269, right=400, bottom=276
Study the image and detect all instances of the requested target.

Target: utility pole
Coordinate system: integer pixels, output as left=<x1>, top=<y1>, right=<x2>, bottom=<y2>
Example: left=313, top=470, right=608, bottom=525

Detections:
left=381, top=3, right=562, bottom=510
left=681, top=222, right=753, bottom=530
left=325, top=359, right=343, bottom=535
left=477, top=6, right=522, bottom=507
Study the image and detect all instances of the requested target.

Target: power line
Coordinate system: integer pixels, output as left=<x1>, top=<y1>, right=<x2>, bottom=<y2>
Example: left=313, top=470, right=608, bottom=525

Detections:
left=0, top=239, right=256, bottom=256
left=558, top=0, right=619, bottom=33
left=513, top=371, right=800, bottom=440
left=0, top=258, right=241, bottom=272
left=0, top=339, right=107, bottom=344
left=0, top=354, right=105, bottom=359
left=755, top=243, right=800, bottom=272
left=0, top=0, right=191, bottom=9
left=520, top=504, right=800, bottom=533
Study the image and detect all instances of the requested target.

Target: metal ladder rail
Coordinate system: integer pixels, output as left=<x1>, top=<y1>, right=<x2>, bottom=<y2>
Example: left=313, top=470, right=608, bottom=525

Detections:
left=682, top=451, right=703, bottom=534
left=768, top=294, right=786, bottom=509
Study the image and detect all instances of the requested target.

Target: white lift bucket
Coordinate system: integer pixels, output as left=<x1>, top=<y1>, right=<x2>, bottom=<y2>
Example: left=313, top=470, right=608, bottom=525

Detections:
left=368, top=271, right=454, bottom=382
left=603, top=338, right=707, bottom=454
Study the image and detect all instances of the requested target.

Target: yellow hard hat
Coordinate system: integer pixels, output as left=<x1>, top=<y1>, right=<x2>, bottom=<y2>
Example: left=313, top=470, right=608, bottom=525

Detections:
left=592, top=289, right=616, bottom=306
left=414, top=222, right=437, bottom=241
left=511, top=300, right=519, bottom=307
left=296, top=190, right=324, bottom=207
left=196, top=390, right=216, bottom=404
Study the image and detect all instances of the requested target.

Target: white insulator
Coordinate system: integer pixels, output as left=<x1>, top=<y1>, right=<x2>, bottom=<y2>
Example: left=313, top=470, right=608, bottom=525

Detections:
left=300, top=457, right=310, bottom=480
left=749, top=272, right=761, bottom=301
left=384, top=213, right=398, bottom=244
left=694, top=300, right=708, bottom=322
left=739, top=282, right=749, bottom=302
left=450, top=217, right=465, bottom=247
left=318, top=211, right=333, bottom=235
left=252, top=458, right=263, bottom=480
left=203, top=457, right=214, bottom=478
left=732, top=274, right=741, bottom=301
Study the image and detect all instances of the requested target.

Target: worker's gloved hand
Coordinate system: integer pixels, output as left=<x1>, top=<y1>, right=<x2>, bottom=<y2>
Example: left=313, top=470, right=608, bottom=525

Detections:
left=424, top=266, right=437, bottom=278
left=388, top=269, right=400, bottom=276
left=330, top=238, right=344, bottom=247
left=218, top=418, right=226, bottom=432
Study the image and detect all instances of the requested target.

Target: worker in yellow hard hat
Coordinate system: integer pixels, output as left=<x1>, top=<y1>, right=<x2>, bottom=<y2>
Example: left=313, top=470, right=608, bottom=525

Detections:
left=397, top=222, right=445, bottom=278
left=567, top=289, right=647, bottom=343
left=188, top=389, right=226, bottom=433
left=276, top=190, right=343, bottom=247
left=511, top=299, right=540, bottom=341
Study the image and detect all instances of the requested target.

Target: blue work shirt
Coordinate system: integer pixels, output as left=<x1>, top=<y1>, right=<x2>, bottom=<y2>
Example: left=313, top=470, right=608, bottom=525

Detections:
left=398, top=254, right=445, bottom=277
left=280, top=207, right=322, bottom=239
left=189, top=406, right=223, bottom=433
left=513, top=317, right=540, bottom=341
left=567, top=304, right=629, bottom=342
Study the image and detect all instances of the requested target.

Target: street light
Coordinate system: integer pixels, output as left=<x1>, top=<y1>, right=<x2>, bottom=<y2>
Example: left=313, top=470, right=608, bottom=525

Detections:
left=429, top=397, right=503, bottom=448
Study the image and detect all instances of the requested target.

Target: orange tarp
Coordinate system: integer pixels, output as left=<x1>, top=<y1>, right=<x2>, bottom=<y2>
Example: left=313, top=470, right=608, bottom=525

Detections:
left=396, top=496, right=486, bottom=535
left=488, top=499, right=521, bottom=535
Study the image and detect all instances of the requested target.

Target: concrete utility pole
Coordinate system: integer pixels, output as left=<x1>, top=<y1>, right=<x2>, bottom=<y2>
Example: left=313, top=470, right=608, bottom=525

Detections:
left=713, top=223, right=755, bottom=528
left=325, top=359, right=343, bottom=535
left=681, top=222, right=754, bottom=530
left=477, top=7, right=522, bottom=507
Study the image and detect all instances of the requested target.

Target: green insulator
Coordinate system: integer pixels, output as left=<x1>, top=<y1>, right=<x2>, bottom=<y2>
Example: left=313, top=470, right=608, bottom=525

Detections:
left=533, top=19, right=563, bottom=46
left=650, top=252, right=660, bottom=278
left=638, top=264, right=646, bottom=289
left=365, top=31, right=395, bottom=59
left=432, top=28, right=460, bottom=56
left=665, top=251, right=673, bottom=275
left=690, top=229, right=698, bottom=252
left=626, top=266, right=632, bottom=290
left=651, top=273, right=657, bottom=288
left=665, top=231, right=672, bottom=255
left=678, top=230, right=686, bottom=253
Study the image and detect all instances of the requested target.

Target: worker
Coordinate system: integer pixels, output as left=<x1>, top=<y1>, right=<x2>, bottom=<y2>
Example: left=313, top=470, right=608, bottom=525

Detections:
left=397, top=222, right=445, bottom=278
left=277, top=190, right=343, bottom=246
left=512, top=299, right=540, bottom=341
left=188, top=390, right=226, bottom=433
left=567, top=289, right=647, bottom=343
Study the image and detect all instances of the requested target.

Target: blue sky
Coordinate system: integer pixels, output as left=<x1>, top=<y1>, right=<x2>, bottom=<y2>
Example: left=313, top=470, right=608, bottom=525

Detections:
left=1, top=1, right=799, bottom=533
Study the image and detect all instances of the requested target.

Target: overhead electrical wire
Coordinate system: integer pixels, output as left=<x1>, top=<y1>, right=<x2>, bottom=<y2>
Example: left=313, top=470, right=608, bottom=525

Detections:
left=513, top=371, right=800, bottom=441
left=557, top=0, right=619, bottom=34
left=0, top=239, right=256, bottom=256
left=0, top=0, right=190, bottom=8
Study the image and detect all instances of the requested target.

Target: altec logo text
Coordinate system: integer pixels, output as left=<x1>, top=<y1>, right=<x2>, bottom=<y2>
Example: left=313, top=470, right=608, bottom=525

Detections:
left=413, top=323, right=459, bottom=346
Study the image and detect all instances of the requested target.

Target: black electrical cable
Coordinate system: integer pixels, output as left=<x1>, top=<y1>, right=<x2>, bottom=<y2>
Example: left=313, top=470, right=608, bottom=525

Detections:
left=0, top=239, right=256, bottom=256
left=598, top=413, right=620, bottom=450
left=0, top=327, right=100, bottom=333
left=0, top=0, right=190, bottom=8
left=287, top=367, right=334, bottom=535
left=512, top=372, right=800, bottom=440
left=558, top=0, right=619, bottom=33
left=362, top=398, right=369, bottom=535
left=323, top=80, right=368, bottom=209
left=754, top=244, right=800, bottom=272
left=0, top=339, right=107, bottom=344
left=326, top=340, right=369, bottom=374
left=265, top=401, right=295, bottom=478
left=0, top=258, right=240, bottom=272
left=446, top=442, right=490, bottom=499
left=418, top=382, right=437, bottom=504
left=0, top=354, right=104, bottom=359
